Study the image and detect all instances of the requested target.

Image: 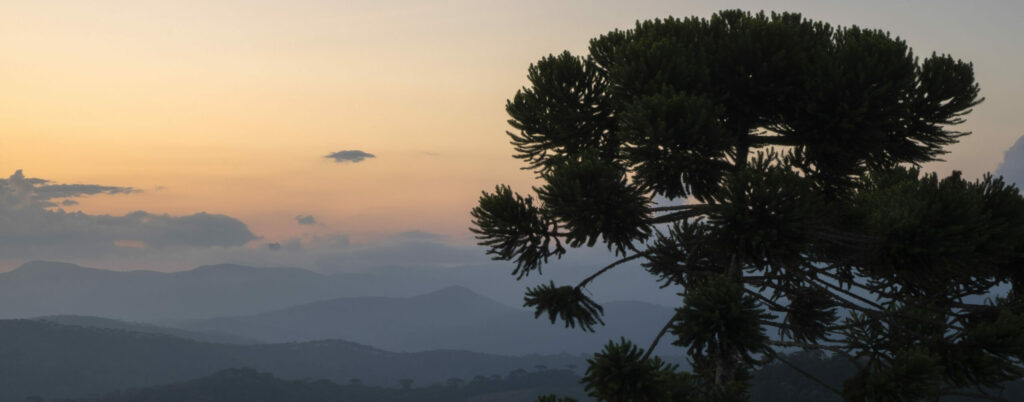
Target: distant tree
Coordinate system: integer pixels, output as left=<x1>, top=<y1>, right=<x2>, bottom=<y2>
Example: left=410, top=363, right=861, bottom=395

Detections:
left=508, top=368, right=529, bottom=379
left=473, top=9, right=1024, bottom=402
left=445, top=377, right=465, bottom=388
left=397, top=378, right=414, bottom=390
left=536, top=395, right=579, bottom=402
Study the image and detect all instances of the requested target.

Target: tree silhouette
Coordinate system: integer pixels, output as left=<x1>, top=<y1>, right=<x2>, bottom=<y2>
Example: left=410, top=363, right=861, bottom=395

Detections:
left=445, top=377, right=465, bottom=388
left=472, top=9, right=1024, bottom=401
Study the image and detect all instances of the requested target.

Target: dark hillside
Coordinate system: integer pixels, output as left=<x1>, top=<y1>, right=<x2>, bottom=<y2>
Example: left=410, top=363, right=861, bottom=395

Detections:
left=0, top=320, right=584, bottom=402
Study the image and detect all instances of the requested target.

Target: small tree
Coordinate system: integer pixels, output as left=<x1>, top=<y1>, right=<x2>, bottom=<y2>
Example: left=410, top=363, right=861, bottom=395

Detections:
left=472, top=10, right=1024, bottom=401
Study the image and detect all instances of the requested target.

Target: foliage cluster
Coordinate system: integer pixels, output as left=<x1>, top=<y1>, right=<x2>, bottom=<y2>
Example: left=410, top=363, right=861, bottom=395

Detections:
left=472, top=9, right=1024, bottom=401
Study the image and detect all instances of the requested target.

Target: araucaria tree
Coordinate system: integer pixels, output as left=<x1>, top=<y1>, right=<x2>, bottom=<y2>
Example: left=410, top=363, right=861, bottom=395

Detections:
left=471, top=10, right=1024, bottom=402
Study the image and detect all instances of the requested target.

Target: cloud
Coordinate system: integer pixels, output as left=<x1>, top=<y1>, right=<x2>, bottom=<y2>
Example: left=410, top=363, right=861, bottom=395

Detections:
left=61, top=199, right=79, bottom=206
left=997, top=134, right=1024, bottom=190
left=33, top=183, right=136, bottom=200
left=391, top=230, right=447, bottom=242
left=325, top=150, right=375, bottom=163
left=0, top=170, right=137, bottom=208
left=295, top=214, right=316, bottom=225
left=0, top=170, right=258, bottom=261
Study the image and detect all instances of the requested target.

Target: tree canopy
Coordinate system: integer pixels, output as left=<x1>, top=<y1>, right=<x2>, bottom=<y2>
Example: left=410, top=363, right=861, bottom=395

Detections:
left=471, top=10, right=1024, bottom=402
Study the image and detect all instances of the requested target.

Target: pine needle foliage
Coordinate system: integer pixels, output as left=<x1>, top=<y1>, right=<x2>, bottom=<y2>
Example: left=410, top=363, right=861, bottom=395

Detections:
left=471, top=9, right=1023, bottom=402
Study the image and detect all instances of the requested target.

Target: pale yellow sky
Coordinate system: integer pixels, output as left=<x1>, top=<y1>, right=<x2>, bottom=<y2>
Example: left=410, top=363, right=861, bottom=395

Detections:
left=2, top=0, right=1022, bottom=246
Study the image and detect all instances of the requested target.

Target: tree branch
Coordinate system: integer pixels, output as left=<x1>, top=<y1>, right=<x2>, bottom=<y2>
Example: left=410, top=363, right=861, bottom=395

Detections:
left=941, top=390, right=1011, bottom=402
left=647, top=204, right=716, bottom=225
left=765, top=349, right=844, bottom=397
left=576, top=252, right=649, bottom=290
left=766, top=340, right=846, bottom=354
left=641, top=314, right=676, bottom=362
left=649, top=204, right=701, bottom=212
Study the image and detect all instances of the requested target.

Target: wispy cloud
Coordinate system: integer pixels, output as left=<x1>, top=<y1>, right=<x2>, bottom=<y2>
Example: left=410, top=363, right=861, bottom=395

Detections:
left=295, top=214, right=316, bottom=225
left=0, top=170, right=137, bottom=207
left=325, top=150, right=375, bottom=163
left=0, top=170, right=258, bottom=260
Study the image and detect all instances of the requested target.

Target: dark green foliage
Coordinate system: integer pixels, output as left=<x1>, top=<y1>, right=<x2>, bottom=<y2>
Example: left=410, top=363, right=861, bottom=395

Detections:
left=581, top=339, right=697, bottom=402
left=473, top=8, right=1019, bottom=402
left=472, top=185, right=565, bottom=277
left=644, top=219, right=720, bottom=288
left=507, top=51, right=618, bottom=172
left=945, top=306, right=1024, bottom=388
left=754, top=351, right=1024, bottom=402
left=850, top=169, right=1024, bottom=292
left=780, top=287, right=838, bottom=344
left=525, top=281, right=604, bottom=332
left=669, top=276, right=768, bottom=401
left=708, top=152, right=822, bottom=270
left=841, top=348, right=944, bottom=402
left=536, top=156, right=651, bottom=253
left=620, top=91, right=731, bottom=199
left=671, top=276, right=771, bottom=367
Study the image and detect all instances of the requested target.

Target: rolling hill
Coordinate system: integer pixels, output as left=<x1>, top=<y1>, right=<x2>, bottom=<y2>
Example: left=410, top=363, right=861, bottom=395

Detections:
left=179, top=286, right=679, bottom=356
left=0, top=319, right=585, bottom=402
left=34, top=315, right=260, bottom=344
left=0, top=261, right=344, bottom=320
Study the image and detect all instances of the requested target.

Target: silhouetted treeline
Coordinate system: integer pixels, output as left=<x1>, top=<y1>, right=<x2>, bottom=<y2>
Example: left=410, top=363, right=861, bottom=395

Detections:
left=57, top=367, right=590, bottom=402
left=750, top=351, right=1024, bottom=402
left=0, top=320, right=585, bottom=402
left=29, top=349, right=1024, bottom=402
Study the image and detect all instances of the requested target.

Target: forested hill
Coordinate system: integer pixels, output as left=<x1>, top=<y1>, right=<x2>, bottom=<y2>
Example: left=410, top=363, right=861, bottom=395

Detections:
left=179, top=286, right=676, bottom=355
left=10, top=317, right=1022, bottom=402
left=0, top=320, right=585, bottom=402
left=61, top=368, right=591, bottom=402
left=55, top=353, right=1024, bottom=402
left=34, top=315, right=259, bottom=344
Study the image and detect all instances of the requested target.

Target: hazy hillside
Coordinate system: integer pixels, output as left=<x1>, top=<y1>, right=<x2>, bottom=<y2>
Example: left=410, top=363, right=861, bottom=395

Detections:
left=34, top=315, right=260, bottom=344
left=56, top=351, right=1024, bottom=402
left=0, top=320, right=585, bottom=402
left=179, top=286, right=679, bottom=355
left=9, top=320, right=1018, bottom=402
left=0, top=261, right=347, bottom=320
left=62, top=367, right=592, bottom=402
left=0, top=261, right=679, bottom=322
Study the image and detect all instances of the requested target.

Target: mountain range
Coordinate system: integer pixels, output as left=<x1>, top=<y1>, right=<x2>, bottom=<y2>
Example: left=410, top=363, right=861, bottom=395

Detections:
left=0, top=261, right=343, bottom=320
left=0, top=319, right=586, bottom=402
left=180, top=286, right=677, bottom=355
left=0, top=260, right=680, bottom=320
left=1, top=261, right=679, bottom=357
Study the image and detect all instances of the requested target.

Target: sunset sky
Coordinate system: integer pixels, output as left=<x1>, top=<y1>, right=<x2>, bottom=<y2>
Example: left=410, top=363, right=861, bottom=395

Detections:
left=1, top=0, right=1023, bottom=272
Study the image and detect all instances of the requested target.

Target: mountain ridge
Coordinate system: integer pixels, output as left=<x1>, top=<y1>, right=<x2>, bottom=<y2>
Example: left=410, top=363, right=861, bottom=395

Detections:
left=177, top=287, right=677, bottom=356
left=0, top=319, right=586, bottom=402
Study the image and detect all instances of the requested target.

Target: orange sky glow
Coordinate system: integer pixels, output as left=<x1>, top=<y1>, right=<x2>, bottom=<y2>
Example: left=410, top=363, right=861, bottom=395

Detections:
left=2, top=0, right=1022, bottom=254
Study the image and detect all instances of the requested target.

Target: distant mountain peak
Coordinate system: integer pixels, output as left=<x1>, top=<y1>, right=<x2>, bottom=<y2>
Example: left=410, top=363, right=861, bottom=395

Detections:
left=414, top=285, right=483, bottom=299
left=410, top=285, right=515, bottom=310
left=15, top=260, right=87, bottom=270
left=8, top=261, right=103, bottom=275
left=186, top=264, right=322, bottom=277
left=191, top=263, right=265, bottom=272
